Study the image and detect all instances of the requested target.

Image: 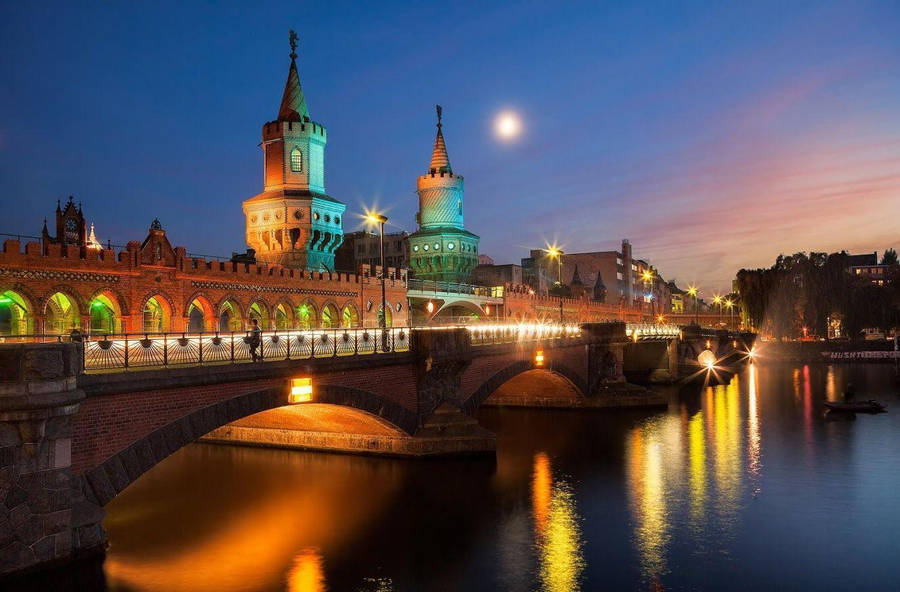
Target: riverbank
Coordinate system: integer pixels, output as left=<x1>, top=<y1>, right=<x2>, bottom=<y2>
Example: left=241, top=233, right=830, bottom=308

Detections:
left=758, top=340, right=899, bottom=363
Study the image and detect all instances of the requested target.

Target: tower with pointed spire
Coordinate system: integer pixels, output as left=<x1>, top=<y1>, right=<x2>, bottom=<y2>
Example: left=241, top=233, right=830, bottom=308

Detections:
left=408, top=106, right=479, bottom=283
left=242, top=30, right=345, bottom=272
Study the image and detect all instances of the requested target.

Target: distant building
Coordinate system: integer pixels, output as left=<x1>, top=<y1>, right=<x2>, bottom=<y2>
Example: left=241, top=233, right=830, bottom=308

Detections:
left=472, top=263, right=522, bottom=287
left=478, top=254, right=494, bottom=266
left=846, top=251, right=893, bottom=287
left=42, top=196, right=88, bottom=248
left=846, top=252, right=877, bottom=267
left=668, top=282, right=685, bottom=314
left=335, top=230, right=408, bottom=274
left=521, top=239, right=671, bottom=310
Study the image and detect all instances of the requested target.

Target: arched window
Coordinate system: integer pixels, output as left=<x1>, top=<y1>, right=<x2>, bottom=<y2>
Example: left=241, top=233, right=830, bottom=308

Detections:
left=0, top=290, right=32, bottom=335
left=341, top=305, right=359, bottom=328
left=290, top=147, right=303, bottom=172
left=46, top=292, right=78, bottom=334
left=143, top=297, right=168, bottom=333
left=321, top=304, right=339, bottom=329
left=249, top=301, right=268, bottom=329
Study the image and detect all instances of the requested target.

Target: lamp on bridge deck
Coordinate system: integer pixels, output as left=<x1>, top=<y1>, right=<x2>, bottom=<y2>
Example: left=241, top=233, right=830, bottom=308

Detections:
left=366, top=211, right=389, bottom=348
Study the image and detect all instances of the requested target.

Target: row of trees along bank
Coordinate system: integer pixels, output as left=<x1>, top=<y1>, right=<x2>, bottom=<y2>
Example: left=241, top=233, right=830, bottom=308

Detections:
left=735, top=249, right=899, bottom=340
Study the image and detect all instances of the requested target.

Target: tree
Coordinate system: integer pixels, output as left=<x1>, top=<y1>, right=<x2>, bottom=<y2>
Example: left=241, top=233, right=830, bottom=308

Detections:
left=881, top=248, right=898, bottom=266
left=734, top=249, right=899, bottom=339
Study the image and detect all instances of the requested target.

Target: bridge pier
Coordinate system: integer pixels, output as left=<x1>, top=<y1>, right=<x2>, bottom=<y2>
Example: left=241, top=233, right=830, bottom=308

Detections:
left=206, top=328, right=497, bottom=457
left=0, top=342, right=103, bottom=577
left=622, top=339, right=679, bottom=384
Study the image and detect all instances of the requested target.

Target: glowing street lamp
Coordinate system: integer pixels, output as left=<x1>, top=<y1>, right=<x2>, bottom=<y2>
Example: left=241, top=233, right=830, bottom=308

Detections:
left=366, top=211, right=389, bottom=346
left=641, top=269, right=655, bottom=319
left=687, top=285, right=699, bottom=326
left=545, top=245, right=564, bottom=323
left=724, top=298, right=734, bottom=330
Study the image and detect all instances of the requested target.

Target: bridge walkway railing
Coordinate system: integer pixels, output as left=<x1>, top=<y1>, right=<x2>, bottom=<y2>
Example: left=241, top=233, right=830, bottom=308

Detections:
left=2, top=322, right=589, bottom=372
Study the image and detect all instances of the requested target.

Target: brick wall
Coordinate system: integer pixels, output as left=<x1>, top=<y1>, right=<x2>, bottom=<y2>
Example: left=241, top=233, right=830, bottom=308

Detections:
left=70, top=360, right=419, bottom=476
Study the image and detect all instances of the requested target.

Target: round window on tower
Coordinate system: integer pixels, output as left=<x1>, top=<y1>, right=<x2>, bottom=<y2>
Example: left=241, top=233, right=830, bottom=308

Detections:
left=447, top=242, right=454, bottom=250
left=434, top=242, right=441, bottom=251
left=313, top=212, right=320, bottom=221
left=413, top=245, right=419, bottom=252
left=423, top=245, right=429, bottom=251
left=334, top=216, right=340, bottom=225
left=293, top=210, right=303, bottom=220
left=324, top=214, right=331, bottom=223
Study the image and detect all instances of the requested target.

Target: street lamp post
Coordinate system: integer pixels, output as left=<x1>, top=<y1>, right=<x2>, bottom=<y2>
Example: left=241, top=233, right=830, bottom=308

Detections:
left=367, top=213, right=389, bottom=349
left=642, top=269, right=655, bottom=321
left=546, top=247, right=564, bottom=323
left=688, top=286, right=699, bottom=326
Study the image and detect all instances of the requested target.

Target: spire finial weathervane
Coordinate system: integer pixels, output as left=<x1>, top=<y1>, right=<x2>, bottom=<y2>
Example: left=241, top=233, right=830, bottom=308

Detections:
left=289, top=29, right=298, bottom=61
left=436, top=104, right=443, bottom=129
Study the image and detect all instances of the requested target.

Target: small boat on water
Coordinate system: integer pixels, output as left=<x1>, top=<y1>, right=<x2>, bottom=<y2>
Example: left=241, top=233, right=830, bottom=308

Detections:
left=824, top=400, right=886, bottom=414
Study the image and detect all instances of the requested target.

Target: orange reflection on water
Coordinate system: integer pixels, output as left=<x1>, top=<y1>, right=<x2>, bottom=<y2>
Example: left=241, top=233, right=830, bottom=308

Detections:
left=826, top=365, right=838, bottom=401
left=104, top=447, right=402, bottom=592
left=287, top=548, right=325, bottom=592
left=532, top=452, right=552, bottom=538
left=531, top=452, right=584, bottom=592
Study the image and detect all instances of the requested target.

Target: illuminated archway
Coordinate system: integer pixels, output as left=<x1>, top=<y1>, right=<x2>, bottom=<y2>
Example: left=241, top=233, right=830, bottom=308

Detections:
left=378, top=303, right=393, bottom=328
left=187, top=296, right=214, bottom=333
left=0, top=290, right=33, bottom=335
left=89, top=290, right=122, bottom=334
left=274, top=302, right=292, bottom=330
left=142, top=295, right=172, bottom=333
left=320, top=304, right=339, bottom=329
left=219, top=299, right=243, bottom=332
left=249, top=301, right=269, bottom=329
left=296, top=302, right=317, bottom=330
left=341, top=303, right=359, bottom=328
left=44, top=291, right=80, bottom=334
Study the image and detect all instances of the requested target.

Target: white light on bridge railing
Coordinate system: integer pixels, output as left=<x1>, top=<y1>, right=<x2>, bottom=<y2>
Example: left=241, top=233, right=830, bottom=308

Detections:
left=290, top=377, right=313, bottom=403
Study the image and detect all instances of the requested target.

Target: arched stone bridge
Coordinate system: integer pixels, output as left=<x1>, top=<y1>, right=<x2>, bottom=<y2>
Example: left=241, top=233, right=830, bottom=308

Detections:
left=0, top=322, right=754, bottom=576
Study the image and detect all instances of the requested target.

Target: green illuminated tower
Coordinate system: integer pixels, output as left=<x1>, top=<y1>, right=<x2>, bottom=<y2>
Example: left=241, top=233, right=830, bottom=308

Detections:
left=408, top=106, right=479, bottom=283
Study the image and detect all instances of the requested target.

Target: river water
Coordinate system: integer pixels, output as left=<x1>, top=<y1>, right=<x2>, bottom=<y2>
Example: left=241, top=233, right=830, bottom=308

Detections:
left=49, top=363, right=900, bottom=590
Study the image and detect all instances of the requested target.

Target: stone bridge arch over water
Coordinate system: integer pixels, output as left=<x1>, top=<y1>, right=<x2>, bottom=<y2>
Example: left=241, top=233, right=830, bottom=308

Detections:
left=0, top=323, right=754, bottom=576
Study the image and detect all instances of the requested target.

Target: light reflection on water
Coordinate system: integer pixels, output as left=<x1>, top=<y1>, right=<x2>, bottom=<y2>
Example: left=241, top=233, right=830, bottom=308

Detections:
left=86, top=363, right=900, bottom=591
left=531, top=452, right=584, bottom=592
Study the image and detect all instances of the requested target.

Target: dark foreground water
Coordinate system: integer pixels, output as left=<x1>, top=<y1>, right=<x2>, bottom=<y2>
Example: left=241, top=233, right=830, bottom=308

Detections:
left=34, top=364, right=900, bottom=590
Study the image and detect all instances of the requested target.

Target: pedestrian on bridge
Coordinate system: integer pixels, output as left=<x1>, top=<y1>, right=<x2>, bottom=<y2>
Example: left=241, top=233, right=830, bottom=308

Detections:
left=249, top=319, right=262, bottom=362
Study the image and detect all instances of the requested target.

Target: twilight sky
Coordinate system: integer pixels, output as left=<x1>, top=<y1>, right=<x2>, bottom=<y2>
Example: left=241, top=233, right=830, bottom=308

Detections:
left=2, top=1, right=898, bottom=294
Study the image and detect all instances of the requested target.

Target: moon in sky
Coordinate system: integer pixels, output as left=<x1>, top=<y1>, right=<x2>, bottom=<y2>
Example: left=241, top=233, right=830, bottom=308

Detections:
left=494, top=111, right=522, bottom=141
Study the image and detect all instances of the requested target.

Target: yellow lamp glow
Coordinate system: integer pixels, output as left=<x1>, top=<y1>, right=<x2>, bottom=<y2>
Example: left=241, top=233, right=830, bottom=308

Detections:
left=535, top=350, right=545, bottom=367
left=426, top=300, right=435, bottom=314
left=698, top=349, right=716, bottom=369
left=290, top=377, right=313, bottom=403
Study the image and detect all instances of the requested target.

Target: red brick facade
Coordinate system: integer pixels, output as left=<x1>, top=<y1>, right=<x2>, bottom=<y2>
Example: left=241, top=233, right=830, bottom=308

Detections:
left=0, top=224, right=409, bottom=336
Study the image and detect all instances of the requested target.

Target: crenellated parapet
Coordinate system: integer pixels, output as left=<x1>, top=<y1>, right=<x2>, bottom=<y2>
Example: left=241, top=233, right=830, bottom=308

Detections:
left=0, top=228, right=408, bottom=335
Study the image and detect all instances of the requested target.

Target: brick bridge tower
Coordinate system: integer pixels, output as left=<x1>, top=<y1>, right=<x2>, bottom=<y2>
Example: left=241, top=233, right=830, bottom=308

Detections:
left=408, top=106, right=479, bottom=283
left=242, top=30, right=345, bottom=272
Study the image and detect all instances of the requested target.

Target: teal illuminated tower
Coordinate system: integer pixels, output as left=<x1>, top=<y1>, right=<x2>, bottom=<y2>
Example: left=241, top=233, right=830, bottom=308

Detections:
left=242, top=30, right=345, bottom=272
left=408, top=106, right=479, bottom=283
